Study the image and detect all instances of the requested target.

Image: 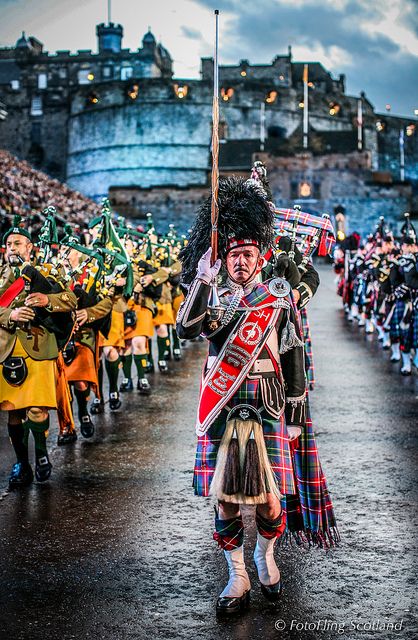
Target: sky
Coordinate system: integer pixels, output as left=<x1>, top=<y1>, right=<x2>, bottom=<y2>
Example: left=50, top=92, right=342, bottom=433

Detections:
left=0, top=0, right=417, bottom=117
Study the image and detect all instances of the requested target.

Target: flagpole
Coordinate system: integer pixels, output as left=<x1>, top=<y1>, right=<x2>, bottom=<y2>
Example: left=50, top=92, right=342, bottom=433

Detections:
left=357, top=98, right=363, bottom=151
left=260, top=101, right=266, bottom=151
left=303, top=64, right=308, bottom=149
left=399, top=129, right=405, bottom=181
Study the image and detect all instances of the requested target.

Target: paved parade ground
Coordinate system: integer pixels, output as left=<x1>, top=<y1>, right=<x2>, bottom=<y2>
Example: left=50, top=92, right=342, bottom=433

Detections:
left=0, top=264, right=417, bottom=640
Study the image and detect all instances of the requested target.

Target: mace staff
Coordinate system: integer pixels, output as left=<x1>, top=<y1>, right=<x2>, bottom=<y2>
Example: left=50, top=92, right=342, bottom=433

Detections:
left=210, top=9, right=220, bottom=266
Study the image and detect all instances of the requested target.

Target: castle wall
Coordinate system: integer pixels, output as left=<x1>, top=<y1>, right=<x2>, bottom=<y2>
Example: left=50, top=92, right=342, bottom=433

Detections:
left=109, top=150, right=412, bottom=238
left=66, top=81, right=213, bottom=198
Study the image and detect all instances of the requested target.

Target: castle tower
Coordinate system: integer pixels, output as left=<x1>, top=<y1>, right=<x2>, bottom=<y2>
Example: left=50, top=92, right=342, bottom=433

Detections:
left=96, top=22, right=123, bottom=54
left=142, top=28, right=156, bottom=55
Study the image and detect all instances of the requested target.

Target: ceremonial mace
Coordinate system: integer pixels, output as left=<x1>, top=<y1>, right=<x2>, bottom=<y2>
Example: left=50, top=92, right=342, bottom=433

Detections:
left=207, top=9, right=224, bottom=322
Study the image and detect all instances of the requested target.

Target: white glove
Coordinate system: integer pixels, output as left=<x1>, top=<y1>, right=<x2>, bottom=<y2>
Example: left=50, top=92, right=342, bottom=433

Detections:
left=197, top=247, right=222, bottom=284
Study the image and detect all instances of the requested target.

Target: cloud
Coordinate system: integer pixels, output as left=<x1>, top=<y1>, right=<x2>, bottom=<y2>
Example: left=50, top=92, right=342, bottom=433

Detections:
left=180, top=25, right=203, bottom=40
left=192, top=0, right=418, bottom=115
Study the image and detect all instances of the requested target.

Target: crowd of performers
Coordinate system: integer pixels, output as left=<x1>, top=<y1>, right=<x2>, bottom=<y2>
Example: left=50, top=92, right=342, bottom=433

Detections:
left=0, top=202, right=187, bottom=488
left=1, top=160, right=340, bottom=615
left=335, top=214, right=418, bottom=376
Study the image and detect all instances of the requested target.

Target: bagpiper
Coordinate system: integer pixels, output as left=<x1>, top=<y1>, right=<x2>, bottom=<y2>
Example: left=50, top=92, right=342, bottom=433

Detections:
left=0, top=215, right=76, bottom=487
left=177, top=177, right=338, bottom=615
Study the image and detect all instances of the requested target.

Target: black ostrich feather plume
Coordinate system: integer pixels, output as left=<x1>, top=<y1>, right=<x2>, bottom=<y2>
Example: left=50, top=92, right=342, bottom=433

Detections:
left=179, top=176, right=274, bottom=284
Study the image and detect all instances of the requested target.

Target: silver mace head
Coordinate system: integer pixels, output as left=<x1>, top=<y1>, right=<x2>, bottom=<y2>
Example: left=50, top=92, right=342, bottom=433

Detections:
left=207, top=281, right=224, bottom=322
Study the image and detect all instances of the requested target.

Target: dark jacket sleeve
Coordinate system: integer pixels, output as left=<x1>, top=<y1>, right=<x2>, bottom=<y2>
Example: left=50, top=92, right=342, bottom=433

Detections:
left=278, top=307, right=307, bottom=425
left=176, top=278, right=210, bottom=339
left=275, top=236, right=320, bottom=308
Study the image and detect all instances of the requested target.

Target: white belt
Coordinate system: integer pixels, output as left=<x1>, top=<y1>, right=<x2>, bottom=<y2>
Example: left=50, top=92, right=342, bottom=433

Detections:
left=206, top=355, right=275, bottom=374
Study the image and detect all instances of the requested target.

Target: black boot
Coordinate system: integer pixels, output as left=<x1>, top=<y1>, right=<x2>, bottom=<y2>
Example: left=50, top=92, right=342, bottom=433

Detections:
left=27, top=418, right=53, bottom=482
left=57, top=430, right=78, bottom=446
left=91, top=398, right=104, bottom=414
left=8, top=420, right=33, bottom=489
left=109, top=391, right=122, bottom=411
left=74, top=386, right=95, bottom=438
left=8, top=462, right=34, bottom=488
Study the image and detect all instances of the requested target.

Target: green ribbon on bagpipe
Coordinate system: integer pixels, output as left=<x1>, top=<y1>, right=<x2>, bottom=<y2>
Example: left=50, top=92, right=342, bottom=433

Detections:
left=86, top=199, right=134, bottom=296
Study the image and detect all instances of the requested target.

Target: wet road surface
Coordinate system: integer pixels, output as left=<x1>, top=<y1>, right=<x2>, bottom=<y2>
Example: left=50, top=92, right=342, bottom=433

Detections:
left=0, top=265, right=417, bottom=640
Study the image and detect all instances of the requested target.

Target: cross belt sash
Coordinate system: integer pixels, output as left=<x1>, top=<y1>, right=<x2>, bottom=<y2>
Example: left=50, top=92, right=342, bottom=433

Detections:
left=0, top=277, right=25, bottom=308
left=196, top=294, right=283, bottom=436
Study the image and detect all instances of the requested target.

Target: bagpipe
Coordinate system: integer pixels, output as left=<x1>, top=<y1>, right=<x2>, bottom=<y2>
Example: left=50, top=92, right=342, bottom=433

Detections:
left=6, top=209, right=76, bottom=350
left=115, top=216, right=186, bottom=300
left=272, top=205, right=336, bottom=266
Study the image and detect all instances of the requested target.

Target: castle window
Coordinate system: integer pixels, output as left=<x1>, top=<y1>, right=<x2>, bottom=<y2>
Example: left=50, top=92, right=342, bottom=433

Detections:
left=11, top=80, right=20, bottom=90
left=127, top=83, right=139, bottom=100
left=38, top=73, right=47, bottom=89
left=173, top=84, right=188, bottom=99
left=121, top=66, right=133, bottom=80
left=267, top=125, right=284, bottom=138
left=31, top=122, right=41, bottom=144
left=265, top=90, right=277, bottom=104
left=329, top=101, right=341, bottom=116
left=59, top=67, right=67, bottom=79
left=290, top=182, right=298, bottom=199
left=86, top=92, right=99, bottom=106
left=219, top=120, right=228, bottom=141
left=299, top=182, right=311, bottom=198
left=103, top=66, right=112, bottom=79
left=221, top=87, right=234, bottom=102
left=30, top=96, right=43, bottom=116
left=78, top=69, right=94, bottom=84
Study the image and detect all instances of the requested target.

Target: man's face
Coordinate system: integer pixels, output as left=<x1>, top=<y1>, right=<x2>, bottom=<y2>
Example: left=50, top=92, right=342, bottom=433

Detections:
left=225, top=245, right=263, bottom=284
left=5, top=234, right=32, bottom=265
left=402, top=242, right=417, bottom=255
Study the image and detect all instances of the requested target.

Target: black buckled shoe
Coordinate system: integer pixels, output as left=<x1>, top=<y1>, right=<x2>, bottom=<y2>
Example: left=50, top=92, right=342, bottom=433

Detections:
left=8, top=462, right=34, bottom=489
left=173, top=348, right=182, bottom=361
left=57, top=430, right=78, bottom=446
left=216, top=590, right=251, bottom=616
left=91, top=398, right=104, bottom=415
left=35, top=456, right=52, bottom=482
left=120, top=377, right=133, bottom=392
left=260, top=580, right=283, bottom=602
left=80, top=415, right=95, bottom=438
left=137, top=378, right=152, bottom=395
left=144, top=361, right=155, bottom=374
left=109, top=392, right=122, bottom=411
left=158, top=360, right=168, bottom=373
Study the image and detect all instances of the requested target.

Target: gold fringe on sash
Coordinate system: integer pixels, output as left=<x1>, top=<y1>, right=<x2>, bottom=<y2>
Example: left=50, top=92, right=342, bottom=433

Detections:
left=209, top=418, right=281, bottom=504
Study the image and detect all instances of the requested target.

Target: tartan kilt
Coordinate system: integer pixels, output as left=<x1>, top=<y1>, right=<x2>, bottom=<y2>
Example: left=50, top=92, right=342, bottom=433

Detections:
left=193, top=378, right=296, bottom=498
left=193, top=382, right=339, bottom=545
left=388, top=299, right=405, bottom=341
left=400, top=305, right=418, bottom=351
left=300, top=308, right=315, bottom=389
left=283, top=397, right=339, bottom=546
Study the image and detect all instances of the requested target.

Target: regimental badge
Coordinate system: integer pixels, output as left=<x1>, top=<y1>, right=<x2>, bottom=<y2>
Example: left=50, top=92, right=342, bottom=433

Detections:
left=239, top=408, right=250, bottom=420
left=61, top=293, right=70, bottom=301
left=268, top=277, right=291, bottom=298
left=238, top=321, right=262, bottom=345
